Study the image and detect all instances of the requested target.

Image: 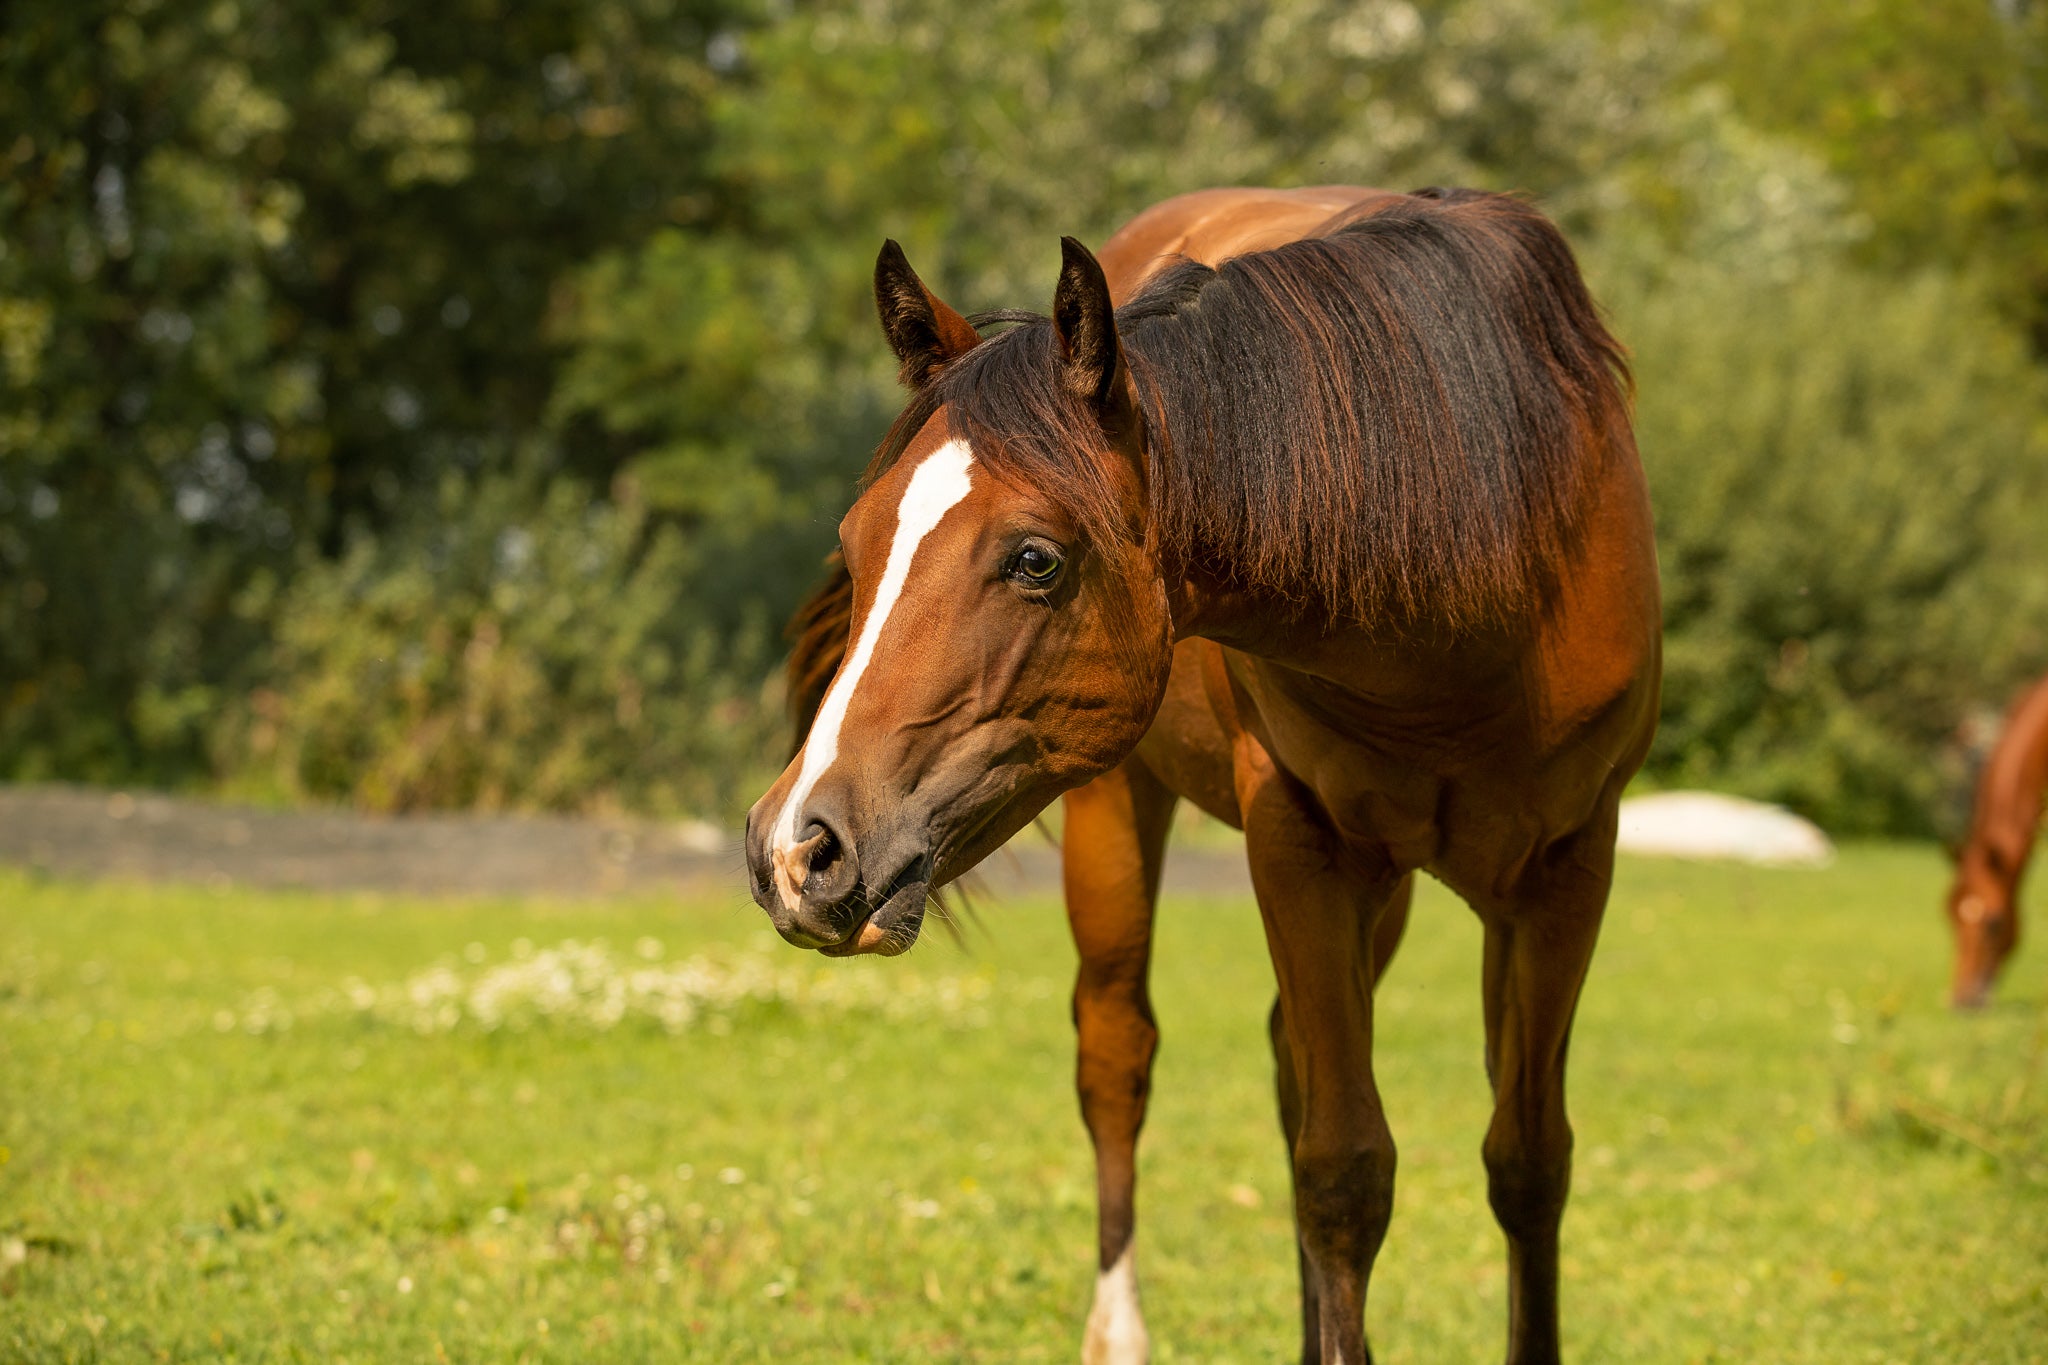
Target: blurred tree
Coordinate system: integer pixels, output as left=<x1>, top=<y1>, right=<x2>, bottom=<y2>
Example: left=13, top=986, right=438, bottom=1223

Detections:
left=6, top=0, right=2046, bottom=829
left=1578, top=89, right=2048, bottom=830
left=550, top=0, right=1702, bottom=621
left=1698, top=0, right=2048, bottom=346
left=0, top=0, right=739, bottom=781
left=221, top=464, right=780, bottom=816
left=1614, top=251, right=2048, bottom=830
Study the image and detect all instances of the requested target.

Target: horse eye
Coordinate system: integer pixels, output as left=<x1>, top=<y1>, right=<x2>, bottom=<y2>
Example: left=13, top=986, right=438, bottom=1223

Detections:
left=1008, top=542, right=1065, bottom=587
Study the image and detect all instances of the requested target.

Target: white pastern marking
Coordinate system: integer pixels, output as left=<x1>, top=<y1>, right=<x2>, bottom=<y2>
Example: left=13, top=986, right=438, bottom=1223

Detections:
left=769, top=440, right=977, bottom=906
left=1082, top=1244, right=1149, bottom=1365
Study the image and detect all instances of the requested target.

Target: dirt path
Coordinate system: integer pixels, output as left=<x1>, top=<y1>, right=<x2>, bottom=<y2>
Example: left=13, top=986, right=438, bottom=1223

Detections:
left=0, top=783, right=1251, bottom=900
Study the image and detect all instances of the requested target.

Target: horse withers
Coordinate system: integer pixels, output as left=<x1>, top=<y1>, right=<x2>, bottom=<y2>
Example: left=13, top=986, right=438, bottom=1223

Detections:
left=744, top=186, right=1661, bottom=1365
left=1946, top=670, right=2048, bottom=1009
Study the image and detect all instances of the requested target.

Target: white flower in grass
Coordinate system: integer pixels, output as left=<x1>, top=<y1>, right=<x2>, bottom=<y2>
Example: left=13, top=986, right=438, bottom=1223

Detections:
left=232, top=935, right=1012, bottom=1038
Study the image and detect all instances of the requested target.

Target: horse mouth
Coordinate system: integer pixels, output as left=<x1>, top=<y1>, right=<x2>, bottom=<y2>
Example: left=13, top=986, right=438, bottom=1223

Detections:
left=817, top=856, right=932, bottom=958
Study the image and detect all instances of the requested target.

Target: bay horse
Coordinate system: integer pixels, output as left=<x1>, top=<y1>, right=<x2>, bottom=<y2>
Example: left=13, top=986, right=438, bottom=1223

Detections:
left=744, top=186, right=1661, bottom=1365
left=1946, top=669, right=2048, bottom=1009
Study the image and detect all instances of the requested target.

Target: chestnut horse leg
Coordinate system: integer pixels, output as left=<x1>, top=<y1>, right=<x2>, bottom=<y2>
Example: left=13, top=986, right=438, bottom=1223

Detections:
left=1063, top=757, right=1178, bottom=1365
left=1269, top=876, right=1413, bottom=1365
left=1476, top=813, right=1615, bottom=1365
left=1239, top=752, right=1403, bottom=1365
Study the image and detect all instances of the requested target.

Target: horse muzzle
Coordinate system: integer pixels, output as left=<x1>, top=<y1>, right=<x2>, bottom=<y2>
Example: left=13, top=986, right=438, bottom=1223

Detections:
left=816, top=856, right=932, bottom=957
left=743, top=796, right=933, bottom=956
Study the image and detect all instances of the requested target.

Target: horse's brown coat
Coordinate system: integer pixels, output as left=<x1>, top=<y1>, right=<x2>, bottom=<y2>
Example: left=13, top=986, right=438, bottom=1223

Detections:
left=745, top=187, right=1661, bottom=1365
left=1946, top=670, right=2048, bottom=1008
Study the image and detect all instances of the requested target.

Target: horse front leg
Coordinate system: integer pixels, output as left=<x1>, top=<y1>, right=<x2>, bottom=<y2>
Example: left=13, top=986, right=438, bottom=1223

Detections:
left=1476, top=813, right=1615, bottom=1365
left=1239, top=749, right=1403, bottom=1365
left=1062, top=759, right=1177, bottom=1365
left=1267, top=874, right=1412, bottom=1364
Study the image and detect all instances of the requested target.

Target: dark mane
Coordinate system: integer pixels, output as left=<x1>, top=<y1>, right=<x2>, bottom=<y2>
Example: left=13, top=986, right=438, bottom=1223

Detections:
left=944, top=188, right=1628, bottom=631
left=787, top=188, right=1630, bottom=728
left=784, top=550, right=853, bottom=739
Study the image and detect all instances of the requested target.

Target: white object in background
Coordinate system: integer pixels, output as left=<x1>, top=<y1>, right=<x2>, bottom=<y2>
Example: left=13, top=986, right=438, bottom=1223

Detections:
left=676, top=819, right=726, bottom=855
left=1615, top=791, right=1834, bottom=867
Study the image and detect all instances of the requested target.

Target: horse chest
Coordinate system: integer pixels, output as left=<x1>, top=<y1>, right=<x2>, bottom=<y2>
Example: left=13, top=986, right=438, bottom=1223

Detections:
left=1219, top=647, right=1534, bottom=866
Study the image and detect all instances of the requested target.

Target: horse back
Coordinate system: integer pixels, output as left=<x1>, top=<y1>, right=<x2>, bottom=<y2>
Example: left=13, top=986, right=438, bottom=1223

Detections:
left=1096, top=186, right=1406, bottom=304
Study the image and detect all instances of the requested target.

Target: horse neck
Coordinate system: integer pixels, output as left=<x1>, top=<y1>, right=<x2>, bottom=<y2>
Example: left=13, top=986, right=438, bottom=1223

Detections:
left=1962, top=675, right=2048, bottom=891
left=1159, top=558, right=1514, bottom=688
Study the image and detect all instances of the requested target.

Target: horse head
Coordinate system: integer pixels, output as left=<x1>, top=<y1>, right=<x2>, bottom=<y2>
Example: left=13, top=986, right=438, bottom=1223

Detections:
left=1945, top=846, right=2019, bottom=1009
left=742, top=239, right=1175, bottom=956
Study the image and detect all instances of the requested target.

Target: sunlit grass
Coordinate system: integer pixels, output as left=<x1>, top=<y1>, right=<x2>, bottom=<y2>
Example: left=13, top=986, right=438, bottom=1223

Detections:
left=1, top=849, right=2044, bottom=1362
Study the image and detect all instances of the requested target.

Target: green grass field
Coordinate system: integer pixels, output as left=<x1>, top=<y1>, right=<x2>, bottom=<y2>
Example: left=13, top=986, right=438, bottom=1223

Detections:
left=2, top=847, right=2044, bottom=1363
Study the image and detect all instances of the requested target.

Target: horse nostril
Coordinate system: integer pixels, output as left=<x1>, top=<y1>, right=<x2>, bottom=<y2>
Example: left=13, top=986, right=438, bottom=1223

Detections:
left=800, top=821, right=839, bottom=879
left=794, top=816, right=858, bottom=909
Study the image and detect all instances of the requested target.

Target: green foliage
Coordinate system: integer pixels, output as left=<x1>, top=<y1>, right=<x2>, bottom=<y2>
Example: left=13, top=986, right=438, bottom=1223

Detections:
left=5, top=0, right=2048, bottom=829
left=1698, top=0, right=2048, bottom=345
left=611, top=0, right=1692, bottom=328
left=548, top=232, right=892, bottom=632
left=1603, top=240, right=2048, bottom=832
left=545, top=0, right=1691, bottom=763
left=218, top=467, right=781, bottom=816
left=0, top=0, right=741, bottom=784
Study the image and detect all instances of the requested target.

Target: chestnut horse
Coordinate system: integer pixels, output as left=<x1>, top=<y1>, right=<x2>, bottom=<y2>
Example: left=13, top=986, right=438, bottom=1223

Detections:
left=744, top=186, right=1660, bottom=1364
left=1946, top=669, right=2048, bottom=1009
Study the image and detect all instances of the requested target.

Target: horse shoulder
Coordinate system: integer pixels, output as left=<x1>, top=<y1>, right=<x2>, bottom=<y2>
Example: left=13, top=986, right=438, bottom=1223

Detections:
left=1525, top=437, right=1662, bottom=758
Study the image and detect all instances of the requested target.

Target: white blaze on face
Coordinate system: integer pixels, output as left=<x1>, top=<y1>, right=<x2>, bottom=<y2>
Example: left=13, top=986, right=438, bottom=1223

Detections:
left=769, top=439, right=977, bottom=910
left=1082, top=1243, right=1149, bottom=1365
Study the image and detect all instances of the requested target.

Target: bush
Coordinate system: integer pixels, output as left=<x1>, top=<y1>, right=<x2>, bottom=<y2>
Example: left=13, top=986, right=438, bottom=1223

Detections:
left=217, top=468, right=782, bottom=819
left=1607, top=253, right=2048, bottom=832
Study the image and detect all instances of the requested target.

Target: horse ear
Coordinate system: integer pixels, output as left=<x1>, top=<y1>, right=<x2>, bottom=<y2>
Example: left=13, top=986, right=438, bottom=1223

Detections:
left=875, top=240, right=980, bottom=389
left=1052, top=236, right=1128, bottom=415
